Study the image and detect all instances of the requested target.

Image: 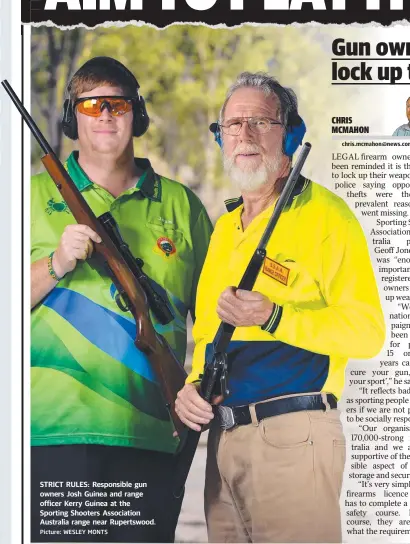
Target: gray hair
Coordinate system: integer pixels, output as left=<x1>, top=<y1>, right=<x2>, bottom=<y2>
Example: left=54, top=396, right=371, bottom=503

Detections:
left=219, top=72, right=299, bottom=127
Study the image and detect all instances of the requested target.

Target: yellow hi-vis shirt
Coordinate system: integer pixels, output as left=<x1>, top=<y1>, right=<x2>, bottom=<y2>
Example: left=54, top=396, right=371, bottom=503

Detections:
left=187, top=176, right=385, bottom=406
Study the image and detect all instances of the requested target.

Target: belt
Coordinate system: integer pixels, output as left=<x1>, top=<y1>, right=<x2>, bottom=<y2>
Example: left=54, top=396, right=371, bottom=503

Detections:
left=217, top=394, right=337, bottom=430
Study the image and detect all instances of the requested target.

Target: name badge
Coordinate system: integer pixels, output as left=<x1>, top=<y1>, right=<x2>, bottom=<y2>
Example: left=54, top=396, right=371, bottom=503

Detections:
left=263, top=257, right=290, bottom=286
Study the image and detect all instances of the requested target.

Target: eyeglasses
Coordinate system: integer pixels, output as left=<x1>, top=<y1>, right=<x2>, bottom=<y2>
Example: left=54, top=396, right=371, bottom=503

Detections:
left=74, top=96, right=134, bottom=117
left=220, top=117, right=283, bottom=136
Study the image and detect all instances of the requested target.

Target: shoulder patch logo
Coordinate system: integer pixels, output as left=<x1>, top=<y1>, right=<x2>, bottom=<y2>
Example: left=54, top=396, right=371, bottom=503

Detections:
left=263, top=257, right=290, bottom=286
left=45, top=198, right=70, bottom=215
left=155, top=236, right=176, bottom=258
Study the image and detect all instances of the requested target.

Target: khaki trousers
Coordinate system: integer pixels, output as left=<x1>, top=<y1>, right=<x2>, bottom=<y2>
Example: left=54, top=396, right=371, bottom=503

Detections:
left=205, top=402, right=346, bottom=543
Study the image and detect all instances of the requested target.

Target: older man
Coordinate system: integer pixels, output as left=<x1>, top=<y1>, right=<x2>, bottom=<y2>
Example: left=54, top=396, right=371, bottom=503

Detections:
left=175, top=72, right=385, bottom=543
left=393, top=96, right=410, bottom=136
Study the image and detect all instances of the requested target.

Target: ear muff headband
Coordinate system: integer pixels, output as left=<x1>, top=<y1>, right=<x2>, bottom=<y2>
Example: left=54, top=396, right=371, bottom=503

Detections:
left=62, top=57, right=150, bottom=141
left=209, top=113, right=306, bottom=157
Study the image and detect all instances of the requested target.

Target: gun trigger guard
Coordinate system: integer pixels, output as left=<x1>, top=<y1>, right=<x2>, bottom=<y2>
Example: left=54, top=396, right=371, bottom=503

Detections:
left=115, top=292, right=130, bottom=312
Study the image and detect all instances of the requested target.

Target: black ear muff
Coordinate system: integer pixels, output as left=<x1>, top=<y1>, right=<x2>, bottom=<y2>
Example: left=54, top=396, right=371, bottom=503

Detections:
left=62, top=98, right=78, bottom=140
left=133, top=95, right=149, bottom=138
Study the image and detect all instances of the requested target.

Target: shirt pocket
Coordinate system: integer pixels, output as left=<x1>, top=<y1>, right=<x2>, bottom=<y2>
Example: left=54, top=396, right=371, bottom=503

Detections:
left=145, top=219, right=194, bottom=263
left=255, top=254, right=326, bottom=309
left=143, top=220, right=196, bottom=312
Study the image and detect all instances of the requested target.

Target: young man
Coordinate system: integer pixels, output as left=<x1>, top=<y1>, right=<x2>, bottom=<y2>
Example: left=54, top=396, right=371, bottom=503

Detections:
left=31, top=56, right=212, bottom=542
left=176, top=72, right=385, bottom=543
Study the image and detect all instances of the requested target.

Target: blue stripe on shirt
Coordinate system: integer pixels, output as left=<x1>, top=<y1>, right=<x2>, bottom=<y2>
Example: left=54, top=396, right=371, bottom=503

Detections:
left=205, top=341, right=330, bottom=406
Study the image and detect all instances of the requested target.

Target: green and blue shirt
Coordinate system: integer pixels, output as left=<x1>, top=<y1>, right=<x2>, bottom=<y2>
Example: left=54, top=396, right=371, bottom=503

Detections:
left=31, top=152, right=213, bottom=453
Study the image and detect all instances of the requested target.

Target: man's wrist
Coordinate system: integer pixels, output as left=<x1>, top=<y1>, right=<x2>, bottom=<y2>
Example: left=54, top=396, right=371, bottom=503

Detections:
left=259, top=302, right=275, bottom=326
left=191, top=380, right=202, bottom=391
left=261, top=303, right=283, bottom=334
left=48, top=251, right=65, bottom=282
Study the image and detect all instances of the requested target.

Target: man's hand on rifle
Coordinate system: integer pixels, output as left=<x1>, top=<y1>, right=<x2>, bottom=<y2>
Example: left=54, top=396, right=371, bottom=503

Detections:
left=31, top=225, right=102, bottom=309
left=174, top=287, right=275, bottom=432
left=53, top=224, right=102, bottom=278
left=217, top=287, right=274, bottom=327
left=175, top=383, right=219, bottom=432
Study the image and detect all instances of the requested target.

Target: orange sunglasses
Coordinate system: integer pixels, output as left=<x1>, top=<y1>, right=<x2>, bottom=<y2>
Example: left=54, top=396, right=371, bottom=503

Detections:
left=75, top=96, right=134, bottom=117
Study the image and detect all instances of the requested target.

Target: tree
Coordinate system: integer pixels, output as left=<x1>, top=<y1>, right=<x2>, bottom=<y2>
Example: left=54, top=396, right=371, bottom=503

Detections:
left=31, top=28, right=85, bottom=164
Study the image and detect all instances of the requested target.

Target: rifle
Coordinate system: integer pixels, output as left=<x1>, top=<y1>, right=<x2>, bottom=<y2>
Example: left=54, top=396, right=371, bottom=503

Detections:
left=2, top=80, right=187, bottom=436
left=173, top=142, right=312, bottom=496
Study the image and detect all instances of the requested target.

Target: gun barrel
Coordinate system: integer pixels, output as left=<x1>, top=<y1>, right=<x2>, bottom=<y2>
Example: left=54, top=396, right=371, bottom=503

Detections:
left=259, top=142, right=311, bottom=249
left=1, top=79, right=53, bottom=155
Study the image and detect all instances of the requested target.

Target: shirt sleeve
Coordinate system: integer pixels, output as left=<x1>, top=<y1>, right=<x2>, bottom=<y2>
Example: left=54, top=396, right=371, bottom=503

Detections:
left=187, top=220, right=222, bottom=384
left=31, top=172, right=53, bottom=263
left=189, top=206, right=213, bottom=321
left=262, top=218, right=386, bottom=359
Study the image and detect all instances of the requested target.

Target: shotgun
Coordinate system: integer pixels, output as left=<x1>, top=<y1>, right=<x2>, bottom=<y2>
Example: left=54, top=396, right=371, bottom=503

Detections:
left=173, top=142, right=312, bottom=496
left=2, top=79, right=187, bottom=436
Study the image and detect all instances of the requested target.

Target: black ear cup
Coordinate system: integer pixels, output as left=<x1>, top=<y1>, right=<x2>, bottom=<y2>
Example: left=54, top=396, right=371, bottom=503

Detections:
left=133, top=95, right=149, bottom=137
left=62, top=98, right=78, bottom=140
